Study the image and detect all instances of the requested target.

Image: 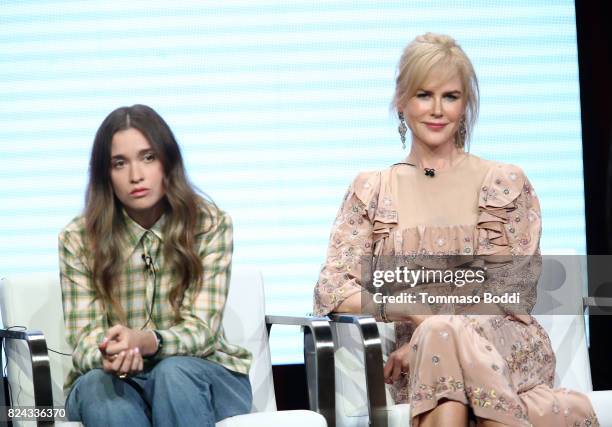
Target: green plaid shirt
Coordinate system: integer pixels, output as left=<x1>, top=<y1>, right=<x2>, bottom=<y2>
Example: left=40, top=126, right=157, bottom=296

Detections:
left=58, top=206, right=251, bottom=390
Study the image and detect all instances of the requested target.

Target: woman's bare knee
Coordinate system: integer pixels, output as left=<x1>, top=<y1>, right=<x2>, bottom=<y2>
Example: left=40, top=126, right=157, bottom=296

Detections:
left=418, top=400, right=468, bottom=427
left=476, top=418, right=511, bottom=427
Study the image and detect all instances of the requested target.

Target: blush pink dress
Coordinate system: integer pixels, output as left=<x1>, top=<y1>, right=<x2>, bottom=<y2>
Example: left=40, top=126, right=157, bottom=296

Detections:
left=313, top=154, right=598, bottom=426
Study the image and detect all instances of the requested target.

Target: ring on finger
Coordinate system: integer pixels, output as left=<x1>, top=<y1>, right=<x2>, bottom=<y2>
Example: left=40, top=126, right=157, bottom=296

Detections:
left=118, top=372, right=128, bottom=379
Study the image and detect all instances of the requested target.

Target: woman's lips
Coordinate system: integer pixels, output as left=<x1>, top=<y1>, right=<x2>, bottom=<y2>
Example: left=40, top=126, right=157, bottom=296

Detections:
left=130, top=189, right=149, bottom=197
left=424, top=122, right=447, bottom=131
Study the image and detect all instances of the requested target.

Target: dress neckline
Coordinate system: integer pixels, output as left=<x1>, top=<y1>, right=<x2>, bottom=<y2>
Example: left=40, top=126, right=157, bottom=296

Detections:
left=395, top=152, right=471, bottom=177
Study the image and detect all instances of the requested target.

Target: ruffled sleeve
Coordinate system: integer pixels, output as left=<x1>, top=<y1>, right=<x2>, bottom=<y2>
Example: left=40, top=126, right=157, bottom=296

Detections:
left=313, top=171, right=382, bottom=316
left=476, top=163, right=542, bottom=317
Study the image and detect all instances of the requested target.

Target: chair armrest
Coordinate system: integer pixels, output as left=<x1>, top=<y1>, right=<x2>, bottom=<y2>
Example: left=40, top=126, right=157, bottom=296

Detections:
left=265, top=315, right=335, bottom=427
left=329, top=314, right=388, bottom=427
left=583, top=296, right=612, bottom=309
left=0, top=328, right=55, bottom=426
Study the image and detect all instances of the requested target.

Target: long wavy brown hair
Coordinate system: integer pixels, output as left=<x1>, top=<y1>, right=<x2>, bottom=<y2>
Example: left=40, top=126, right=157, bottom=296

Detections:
left=85, top=104, right=217, bottom=323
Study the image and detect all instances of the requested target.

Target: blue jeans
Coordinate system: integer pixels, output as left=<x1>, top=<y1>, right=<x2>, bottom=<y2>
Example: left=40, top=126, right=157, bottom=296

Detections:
left=66, top=356, right=252, bottom=427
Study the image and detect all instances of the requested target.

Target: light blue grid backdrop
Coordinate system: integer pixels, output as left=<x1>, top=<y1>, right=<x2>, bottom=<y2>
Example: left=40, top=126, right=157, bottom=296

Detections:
left=0, top=0, right=585, bottom=363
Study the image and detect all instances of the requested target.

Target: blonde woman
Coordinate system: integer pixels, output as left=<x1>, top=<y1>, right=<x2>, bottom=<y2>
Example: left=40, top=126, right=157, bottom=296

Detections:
left=59, top=105, right=251, bottom=426
left=314, top=34, right=598, bottom=426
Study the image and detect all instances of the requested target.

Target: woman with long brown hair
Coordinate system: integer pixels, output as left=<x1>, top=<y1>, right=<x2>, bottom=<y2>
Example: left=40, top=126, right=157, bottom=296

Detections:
left=59, top=104, right=252, bottom=426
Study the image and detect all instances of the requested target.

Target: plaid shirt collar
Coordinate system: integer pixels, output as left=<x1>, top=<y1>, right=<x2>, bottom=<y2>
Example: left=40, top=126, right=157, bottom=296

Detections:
left=122, top=210, right=166, bottom=259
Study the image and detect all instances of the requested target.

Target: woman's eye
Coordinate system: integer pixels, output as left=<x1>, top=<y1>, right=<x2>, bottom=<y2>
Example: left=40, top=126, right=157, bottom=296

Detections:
left=445, top=94, right=459, bottom=101
left=416, top=92, right=430, bottom=99
left=112, top=160, right=125, bottom=169
left=143, top=153, right=156, bottom=162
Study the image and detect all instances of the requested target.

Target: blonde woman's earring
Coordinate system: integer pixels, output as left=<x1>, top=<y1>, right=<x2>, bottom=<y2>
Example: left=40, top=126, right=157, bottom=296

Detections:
left=398, top=112, right=408, bottom=149
left=457, top=118, right=467, bottom=148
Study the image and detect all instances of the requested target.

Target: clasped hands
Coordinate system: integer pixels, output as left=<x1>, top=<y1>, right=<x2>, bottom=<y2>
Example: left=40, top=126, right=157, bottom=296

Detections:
left=98, top=325, right=157, bottom=378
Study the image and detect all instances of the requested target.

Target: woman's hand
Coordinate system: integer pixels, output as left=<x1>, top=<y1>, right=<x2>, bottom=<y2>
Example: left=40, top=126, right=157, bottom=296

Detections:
left=98, top=325, right=155, bottom=377
left=383, top=342, right=412, bottom=384
left=101, top=347, right=144, bottom=377
left=507, top=313, right=532, bottom=325
left=99, top=325, right=158, bottom=357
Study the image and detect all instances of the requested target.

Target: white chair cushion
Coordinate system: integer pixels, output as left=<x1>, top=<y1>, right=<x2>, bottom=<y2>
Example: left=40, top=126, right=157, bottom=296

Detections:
left=387, top=403, right=411, bottom=427
left=0, top=272, right=72, bottom=407
left=217, top=410, right=327, bottom=427
left=222, top=267, right=276, bottom=413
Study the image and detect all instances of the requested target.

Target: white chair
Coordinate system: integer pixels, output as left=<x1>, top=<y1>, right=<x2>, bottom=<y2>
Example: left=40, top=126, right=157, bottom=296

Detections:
left=330, top=256, right=612, bottom=427
left=0, top=267, right=334, bottom=427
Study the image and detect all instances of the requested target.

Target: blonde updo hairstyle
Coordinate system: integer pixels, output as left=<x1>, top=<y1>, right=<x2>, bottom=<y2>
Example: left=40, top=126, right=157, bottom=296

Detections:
left=393, top=33, right=479, bottom=149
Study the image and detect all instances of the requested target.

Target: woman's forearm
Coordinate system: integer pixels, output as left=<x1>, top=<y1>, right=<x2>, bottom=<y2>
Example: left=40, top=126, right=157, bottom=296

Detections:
left=335, top=291, right=429, bottom=326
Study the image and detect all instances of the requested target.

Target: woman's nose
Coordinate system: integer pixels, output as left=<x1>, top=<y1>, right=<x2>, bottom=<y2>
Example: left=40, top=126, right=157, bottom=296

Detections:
left=129, top=164, right=144, bottom=183
left=431, top=97, right=443, bottom=117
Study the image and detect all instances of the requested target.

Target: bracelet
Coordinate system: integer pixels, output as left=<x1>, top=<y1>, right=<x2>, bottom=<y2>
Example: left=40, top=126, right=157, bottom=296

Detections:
left=378, top=300, right=389, bottom=323
left=146, top=330, right=163, bottom=358
left=153, top=330, right=163, bottom=355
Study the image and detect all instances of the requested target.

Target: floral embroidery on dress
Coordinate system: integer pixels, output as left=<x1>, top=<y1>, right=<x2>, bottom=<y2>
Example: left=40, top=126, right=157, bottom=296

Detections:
left=376, top=207, right=397, bottom=221
left=575, top=412, right=600, bottom=427
left=505, top=340, right=551, bottom=379
left=410, top=376, right=464, bottom=402
left=489, top=316, right=507, bottom=329
left=465, top=386, right=529, bottom=421
left=410, top=378, right=530, bottom=422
